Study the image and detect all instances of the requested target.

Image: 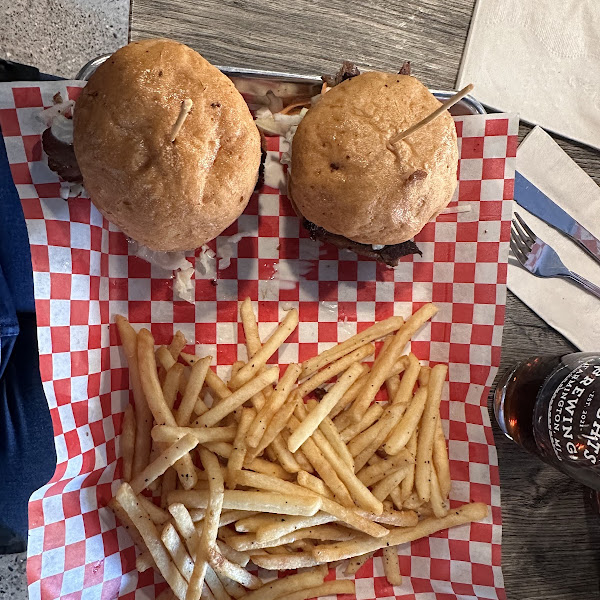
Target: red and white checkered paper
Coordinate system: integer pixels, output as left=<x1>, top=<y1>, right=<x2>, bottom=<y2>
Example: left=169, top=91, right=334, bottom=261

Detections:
left=0, top=80, right=517, bottom=600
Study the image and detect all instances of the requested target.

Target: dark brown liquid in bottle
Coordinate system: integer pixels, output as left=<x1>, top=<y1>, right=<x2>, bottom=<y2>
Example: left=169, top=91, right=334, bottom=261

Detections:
left=495, top=353, right=600, bottom=489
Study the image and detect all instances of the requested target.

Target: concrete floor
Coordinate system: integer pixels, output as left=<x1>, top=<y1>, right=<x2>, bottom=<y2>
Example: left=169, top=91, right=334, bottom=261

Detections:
left=0, top=0, right=129, bottom=595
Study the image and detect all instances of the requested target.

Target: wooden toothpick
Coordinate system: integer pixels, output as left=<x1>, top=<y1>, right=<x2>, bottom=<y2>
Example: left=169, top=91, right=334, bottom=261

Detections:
left=170, top=98, right=194, bottom=142
left=387, top=83, right=474, bottom=151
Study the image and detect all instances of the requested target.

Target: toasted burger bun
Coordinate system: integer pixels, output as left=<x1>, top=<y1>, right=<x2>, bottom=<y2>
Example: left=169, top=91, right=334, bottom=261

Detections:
left=288, top=71, right=458, bottom=246
left=74, top=38, right=261, bottom=252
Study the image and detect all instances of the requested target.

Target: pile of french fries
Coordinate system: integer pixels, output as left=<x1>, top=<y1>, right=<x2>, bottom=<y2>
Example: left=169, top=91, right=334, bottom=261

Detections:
left=112, top=301, right=487, bottom=600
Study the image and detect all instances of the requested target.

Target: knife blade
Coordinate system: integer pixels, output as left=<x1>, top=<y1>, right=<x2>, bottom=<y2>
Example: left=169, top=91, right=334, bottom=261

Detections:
left=514, top=171, right=600, bottom=267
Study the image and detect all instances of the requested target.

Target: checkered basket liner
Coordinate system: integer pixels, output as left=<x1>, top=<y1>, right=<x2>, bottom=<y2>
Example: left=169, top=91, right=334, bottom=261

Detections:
left=0, top=80, right=517, bottom=600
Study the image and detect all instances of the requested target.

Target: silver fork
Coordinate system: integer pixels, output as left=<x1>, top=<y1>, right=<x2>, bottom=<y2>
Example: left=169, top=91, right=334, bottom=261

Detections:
left=510, top=212, right=600, bottom=300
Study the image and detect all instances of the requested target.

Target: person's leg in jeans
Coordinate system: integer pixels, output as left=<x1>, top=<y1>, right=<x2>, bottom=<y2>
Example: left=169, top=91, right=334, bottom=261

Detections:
left=0, top=130, right=57, bottom=553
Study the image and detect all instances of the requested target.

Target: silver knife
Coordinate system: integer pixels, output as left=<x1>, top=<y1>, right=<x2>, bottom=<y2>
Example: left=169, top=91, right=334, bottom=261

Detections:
left=514, top=172, right=600, bottom=267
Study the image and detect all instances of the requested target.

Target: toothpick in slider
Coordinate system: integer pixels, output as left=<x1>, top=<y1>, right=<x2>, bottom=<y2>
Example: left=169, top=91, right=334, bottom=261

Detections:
left=170, top=98, right=194, bottom=142
left=387, top=83, right=474, bottom=152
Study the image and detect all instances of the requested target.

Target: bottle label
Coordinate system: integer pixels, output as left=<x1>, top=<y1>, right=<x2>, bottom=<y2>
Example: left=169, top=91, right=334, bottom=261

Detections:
left=546, top=358, right=600, bottom=464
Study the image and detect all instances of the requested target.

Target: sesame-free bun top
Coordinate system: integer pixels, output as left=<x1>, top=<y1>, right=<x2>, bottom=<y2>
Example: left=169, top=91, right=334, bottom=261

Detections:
left=74, top=38, right=261, bottom=251
left=288, top=71, right=458, bottom=245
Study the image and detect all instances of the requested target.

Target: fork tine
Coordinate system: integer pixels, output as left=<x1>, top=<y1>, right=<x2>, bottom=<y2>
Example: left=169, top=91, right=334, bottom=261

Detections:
left=512, top=217, right=534, bottom=252
left=511, top=226, right=531, bottom=258
left=509, top=232, right=528, bottom=265
left=514, top=213, right=537, bottom=245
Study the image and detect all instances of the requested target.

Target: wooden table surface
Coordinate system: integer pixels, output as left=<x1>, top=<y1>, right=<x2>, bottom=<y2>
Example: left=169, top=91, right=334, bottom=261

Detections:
left=130, top=1, right=600, bottom=598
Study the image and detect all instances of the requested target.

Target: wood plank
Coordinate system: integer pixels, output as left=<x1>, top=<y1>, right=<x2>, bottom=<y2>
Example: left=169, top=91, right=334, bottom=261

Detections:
left=130, top=3, right=600, bottom=597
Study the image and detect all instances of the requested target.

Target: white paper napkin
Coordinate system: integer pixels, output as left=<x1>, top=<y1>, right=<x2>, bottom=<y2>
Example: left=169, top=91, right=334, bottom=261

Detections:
left=508, top=127, right=600, bottom=351
left=457, top=0, right=600, bottom=150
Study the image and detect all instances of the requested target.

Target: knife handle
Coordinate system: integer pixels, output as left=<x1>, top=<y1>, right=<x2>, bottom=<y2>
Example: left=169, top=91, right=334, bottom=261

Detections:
left=571, top=225, right=600, bottom=267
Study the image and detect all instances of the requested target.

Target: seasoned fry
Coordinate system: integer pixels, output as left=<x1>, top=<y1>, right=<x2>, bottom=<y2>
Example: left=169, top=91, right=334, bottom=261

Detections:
left=169, top=331, right=187, bottom=360
left=385, top=373, right=401, bottom=401
left=162, top=522, right=195, bottom=581
left=152, top=425, right=237, bottom=445
left=138, top=329, right=197, bottom=490
left=312, top=502, right=488, bottom=562
left=296, top=344, right=375, bottom=399
left=328, top=364, right=369, bottom=419
left=345, top=551, right=374, bottom=575
left=121, top=404, right=136, bottom=482
left=348, top=402, right=406, bottom=458
left=247, top=363, right=301, bottom=447
left=193, top=368, right=279, bottom=428
left=115, top=483, right=188, bottom=600
left=207, top=545, right=262, bottom=589
left=356, top=450, right=412, bottom=487
left=383, top=386, right=428, bottom=455
left=226, top=409, right=254, bottom=489
left=276, top=580, right=355, bottom=600
left=168, top=490, right=321, bottom=516
left=163, top=363, right=185, bottom=410
left=401, top=430, right=418, bottom=500
left=137, top=495, right=170, bottom=525
left=130, top=434, right=200, bottom=495
left=429, top=466, right=448, bottom=518
left=297, top=470, right=333, bottom=499
left=300, top=316, right=404, bottom=379
left=382, top=545, right=402, bottom=586
left=247, top=394, right=299, bottom=460
left=371, top=465, right=411, bottom=501
left=161, top=467, right=178, bottom=509
left=239, top=568, right=324, bottom=600
left=250, top=552, right=320, bottom=570
left=415, top=364, right=447, bottom=502
left=176, top=356, right=212, bottom=426
left=239, top=298, right=261, bottom=357
left=348, top=304, right=438, bottom=422
left=136, top=550, right=155, bottom=573
left=314, top=413, right=354, bottom=471
left=338, top=403, right=384, bottom=442
left=288, top=363, right=364, bottom=452
left=115, top=316, right=152, bottom=477
left=229, top=309, right=298, bottom=389
left=433, top=417, right=451, bottom=499
left=260, top=435, right=302, bottom=474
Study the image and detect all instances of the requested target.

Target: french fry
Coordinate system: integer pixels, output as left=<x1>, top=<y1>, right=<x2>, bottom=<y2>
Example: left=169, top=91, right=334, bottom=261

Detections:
left=168, top=502, right=199, bottom=557
left=157, top=346, right=177, bottom=371
left=385, top=373, right=401, bottom=401
left=418, top=365, right=431, bottom=386
left=176, top=356, right=212, bottom=426
left=348, top=304, right=438, bottom=422
left=250, top=552, right=320, bottom=570
left=207, top=545, right=262, bottom=590
left=345, top=551, right=374, bottom=575
left=339, top=403, right=384, bottom=442
left=121, top=404, right=136, bottom=482
left=297, top=470, right=334, bottom=499
left=239, top=568, right=324, bottom=600
left=429, top=466, right=448, bottom=518
left=205, top=568, right=232, bottom=600
left=109, top=496, right=149, bottom=554
left=169, top=330, right=187, bottom=360
left=161, top=467, right=178, bottom=509
left=226, top=524, right=353, bottom=551
left=115, top=316, right=152, bottom=477
left=163, top=363, right=185, bottom=410
left=216, top=573, right=245, bottom=599
left=313, top=412, right=354, bottom=471
left=136, top=550, right=155, bottom=573
left=356, top=450, right=412, bottom=487
left=245, top=454, right=293, bottom=480
left=288, top=363, right=364, bottom=452
left=250, top=514, right=337, bottom=540
left=328, top=364, right=369, bottom=419
left=203, top=442, right=233, bottom=459
left=433, top=417, right=451, bottom=499
left=389, top=487, right=404, bottom=511
left=275, top=580, right=355, bottom=600
left=401, top=430, right=418, bottom=500
left=355, top=507, right=418, bottom=527
left=152, top=425, right=237, bottom=445
left=162, top=522, right=195, bottom=581
left=371, top=465, right=411, bottom=501
left=294, top=402, right=383, bottom=515
left=312, top=502, right=488, bottom=563
left=415, top=364, right=447, bottom=502
left=384, top=386, right=428, bottom=455
left=115, top=483, right=188, bottom=600
left=239, top=298, right=261, bottom=356
left=247, top=363, right=301, bottom=448
left=229, top=309, right=298, bottom=389
left=168, top=490, right=321, bottom=517
left=226, top=409, right=254, bottom=489
left=392, top=353, right=421, bottom=404
left=137, top=495, right=170, bottom=525
left=258, top=435, right=302, bottom=475
left=138, top=329, right=197, bottom=490
left=193, top=368, right=279, bottom=428
left=348, top=402, right=406, bottom=458
left=382, top=545, right=402, bottom=586
left=296, top=344, right=375, bottom=399
left=300, top=316, right=404, bottom=379
left=129, top=433, right=200, bottom=495
left=247, top=394, right=299, bottom=461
